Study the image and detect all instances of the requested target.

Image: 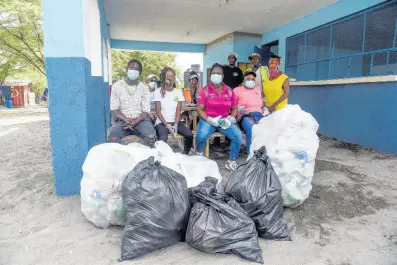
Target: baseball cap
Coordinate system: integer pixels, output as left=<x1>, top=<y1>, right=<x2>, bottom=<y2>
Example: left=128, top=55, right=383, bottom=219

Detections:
left=244, top=70, right=257, bottom=77
left=188, top=71, right=199, bottom=81
left=227, top=52, right=238, bottom=59
left=248, top=53, right=261, bottom=60
left=147, top=74, right=159, bottom=80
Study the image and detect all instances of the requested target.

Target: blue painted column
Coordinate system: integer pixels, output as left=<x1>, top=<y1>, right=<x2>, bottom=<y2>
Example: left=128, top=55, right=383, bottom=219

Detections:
left=43, top=0, right=108, bottom=195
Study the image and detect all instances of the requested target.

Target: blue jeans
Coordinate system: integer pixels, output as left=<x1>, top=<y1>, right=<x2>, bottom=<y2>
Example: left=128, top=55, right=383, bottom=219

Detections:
left=240, top=112, right=264, bottom=153
left=196, top=119, right=242, bottom=161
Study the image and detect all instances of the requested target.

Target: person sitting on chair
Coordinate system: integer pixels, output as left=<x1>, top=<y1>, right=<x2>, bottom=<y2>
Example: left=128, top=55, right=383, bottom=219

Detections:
left=196, top=63, right=242, bottom=171
left=234, top=70, right=266, bottom=154
left=154, top=67, right=193, bottom=155
left=107, top=59, right=156, bottom=146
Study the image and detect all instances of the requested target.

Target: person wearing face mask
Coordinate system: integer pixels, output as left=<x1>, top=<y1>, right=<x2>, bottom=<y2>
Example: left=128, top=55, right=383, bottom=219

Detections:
left=222, top=52, right=243, bottom=89
left=263, top=55, right=290, bottom=113
left=183, top=71, right=202, bottom=105
left=147, top=74, right=159, bottom=122
left=196, top=63, right=242, bottom=171
left=154, top=67, right=194, bottom=155
left=234, top=70, right=266, bottom=153
left=108, top=60, right=156, bottom=146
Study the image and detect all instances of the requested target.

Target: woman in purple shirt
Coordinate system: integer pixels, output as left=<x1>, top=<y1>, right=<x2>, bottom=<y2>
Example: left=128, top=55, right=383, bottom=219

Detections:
left=196, top=63, right=242, bottom=171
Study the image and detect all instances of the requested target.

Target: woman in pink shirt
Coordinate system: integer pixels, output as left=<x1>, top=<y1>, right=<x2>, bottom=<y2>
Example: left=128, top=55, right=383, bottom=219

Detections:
left=234, top=70, right=265, bottom=153
left=196, top=63, right=242, bottom=171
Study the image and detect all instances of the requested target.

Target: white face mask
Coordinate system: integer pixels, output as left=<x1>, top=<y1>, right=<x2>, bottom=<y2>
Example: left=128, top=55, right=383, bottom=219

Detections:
left=149, top=81, right=157, bottom=89
left=127, top=69, right=140, bottom=80
left=245, top=80, right=255, bottom=88
left=211, top=74, right=223, bottom=85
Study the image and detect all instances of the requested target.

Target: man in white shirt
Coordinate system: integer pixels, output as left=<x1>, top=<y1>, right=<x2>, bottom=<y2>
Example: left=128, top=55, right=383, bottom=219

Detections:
left=108, top=60, right=156, bottom=146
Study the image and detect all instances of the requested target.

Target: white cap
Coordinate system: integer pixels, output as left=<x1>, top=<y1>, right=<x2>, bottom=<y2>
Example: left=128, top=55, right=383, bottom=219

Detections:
left=227, top=52, right=238, bottom=59
left=147, top=74, right=159, bottom=80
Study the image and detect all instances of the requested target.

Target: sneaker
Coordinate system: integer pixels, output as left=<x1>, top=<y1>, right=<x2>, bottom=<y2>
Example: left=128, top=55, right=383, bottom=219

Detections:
left=196, top=152, right=204, bottom=156
left=225, top=160, right=238, bottom=171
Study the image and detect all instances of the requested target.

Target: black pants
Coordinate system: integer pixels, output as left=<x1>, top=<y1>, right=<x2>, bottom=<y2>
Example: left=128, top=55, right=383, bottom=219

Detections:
left=155, top=122, right=193, bottom=155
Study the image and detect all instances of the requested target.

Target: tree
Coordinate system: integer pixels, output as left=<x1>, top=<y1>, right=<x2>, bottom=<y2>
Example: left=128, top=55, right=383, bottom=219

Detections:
left=0, top=0, right=44, bottom=76
left=112, top=50, right=183, bottom=87
left=0, top=0, right=46, bottom=98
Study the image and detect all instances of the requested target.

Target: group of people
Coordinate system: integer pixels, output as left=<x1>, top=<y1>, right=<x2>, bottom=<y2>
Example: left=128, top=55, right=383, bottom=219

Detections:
left=108, top=52, right=290, bottom=171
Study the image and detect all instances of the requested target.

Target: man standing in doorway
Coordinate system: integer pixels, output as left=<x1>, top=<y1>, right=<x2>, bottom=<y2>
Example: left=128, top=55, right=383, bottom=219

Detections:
left=107, top=59, right=156, bottom=146
left=222, top=52, right=243, bottom=89
left=248, top=53, right=269, bottom=92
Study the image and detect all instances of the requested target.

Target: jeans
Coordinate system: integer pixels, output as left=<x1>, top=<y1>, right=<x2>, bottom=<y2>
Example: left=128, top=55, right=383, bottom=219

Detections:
left=155, top=122, right=193, bottom=155
left=196, top=119, right=242, bottom=161
left=240, top=112, right=264, bottom=153
left=107, top=119, right=156, bottom=147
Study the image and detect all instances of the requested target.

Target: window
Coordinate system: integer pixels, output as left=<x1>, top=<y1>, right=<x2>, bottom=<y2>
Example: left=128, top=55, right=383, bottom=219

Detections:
left=286, top=0, right=397, bottom=81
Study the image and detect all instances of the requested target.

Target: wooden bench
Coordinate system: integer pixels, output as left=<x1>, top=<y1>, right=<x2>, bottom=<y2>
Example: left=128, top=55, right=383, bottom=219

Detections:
left=204, top=132, right=247, bottom=158
left=121, top=134, right=184, bottom=145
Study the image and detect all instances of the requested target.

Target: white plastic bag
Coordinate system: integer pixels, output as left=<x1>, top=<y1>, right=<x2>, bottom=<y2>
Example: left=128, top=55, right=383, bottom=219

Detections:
left=155, top=141, right=223, bottom=189
left=249, top=105, right=319, bottom=207
left=80, top=143, right=158, bottom=228
left=81, top=141, right=223, bottom=228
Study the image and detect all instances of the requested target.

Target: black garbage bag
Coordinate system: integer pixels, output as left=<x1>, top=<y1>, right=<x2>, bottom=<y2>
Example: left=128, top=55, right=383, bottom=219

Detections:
left=119, top=157, right=190, bottom=261
left=186, top=177, right=264, bottom=264
left=225, top=146, right=291, bottom=241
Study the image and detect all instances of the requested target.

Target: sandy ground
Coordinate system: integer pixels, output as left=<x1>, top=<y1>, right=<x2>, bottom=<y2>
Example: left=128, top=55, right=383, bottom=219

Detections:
left=1, top=108, right=397, bottom=265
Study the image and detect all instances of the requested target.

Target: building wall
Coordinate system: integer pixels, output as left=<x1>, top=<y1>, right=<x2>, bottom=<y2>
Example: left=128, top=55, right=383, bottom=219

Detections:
left=43, top=0, right=111, bottom=195
left=261, top=0, right=387, bottom=72
left=259, top=0, right=397, bottom=154
left=203, top=32, right=261, bottom=84
left=290, top=81, right=397, bottom=153
left=233, top=32, right=261, bottom=64
left=203, top=34, right=234, bottom=85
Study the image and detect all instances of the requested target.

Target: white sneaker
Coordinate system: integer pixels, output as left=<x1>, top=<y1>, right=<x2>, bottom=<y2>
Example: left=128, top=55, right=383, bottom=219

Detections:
left=225, top=160, right=238, bottom=171
left=196, top=152, right=204, bottom=156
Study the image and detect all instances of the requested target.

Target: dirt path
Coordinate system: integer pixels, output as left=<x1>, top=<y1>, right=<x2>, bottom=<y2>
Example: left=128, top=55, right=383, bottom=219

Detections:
left=0, top=109, right=396, bottom=265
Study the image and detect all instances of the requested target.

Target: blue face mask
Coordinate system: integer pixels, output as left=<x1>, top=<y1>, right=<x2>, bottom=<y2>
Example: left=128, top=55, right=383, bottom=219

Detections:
left=127, top=69, right=140, bottom=80
left=211, top=74, right=223, bottom=85
left=245, top=80, right=255, bottom=88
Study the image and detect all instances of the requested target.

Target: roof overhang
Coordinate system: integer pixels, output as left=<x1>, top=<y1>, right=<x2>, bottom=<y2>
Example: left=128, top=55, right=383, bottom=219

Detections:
left=104, top=0, right=339, bottom=44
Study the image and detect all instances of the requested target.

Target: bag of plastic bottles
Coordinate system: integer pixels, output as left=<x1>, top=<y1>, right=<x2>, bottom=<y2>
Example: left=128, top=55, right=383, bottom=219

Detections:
left=225, top=146, right=291, bottom=241
left=80, top=143, right=158, bottom=228
left=186, top=177, right=263, bottom=264
left=250, top=104, right=319, bottom=207
left=119, top=157, right=190, bottom=261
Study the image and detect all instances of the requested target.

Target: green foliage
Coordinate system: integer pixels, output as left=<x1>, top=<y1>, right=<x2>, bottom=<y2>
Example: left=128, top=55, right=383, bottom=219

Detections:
left=0, top=0, right=44, bottom=76
left=0, top=0, right=46, bottom=99
left=112, top=50, right=182, bottom=87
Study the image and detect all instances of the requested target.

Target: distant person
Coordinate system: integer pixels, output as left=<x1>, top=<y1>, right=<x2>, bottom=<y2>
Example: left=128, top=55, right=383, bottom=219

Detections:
left=147, top=74, right=159, bottom=98
left=264, top=55, right=290, bottom=113
left=154, top=67, right=193, bottom=155
left=108, top=59, right=156, bottom=146
left=183, top=71, right=202, bottom=105
left=234, top=70, right=265, bottom=153
left=196, top=63, right=242, bottom=171
left=222, top=52, right=243, bottom=89
left=248, top=53, right=269, bottom=93
left=147, top=74, right=159, bottom=122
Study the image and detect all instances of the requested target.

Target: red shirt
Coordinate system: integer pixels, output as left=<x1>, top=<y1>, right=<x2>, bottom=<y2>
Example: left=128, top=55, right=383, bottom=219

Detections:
left=197, top=83, right=237, bottom=118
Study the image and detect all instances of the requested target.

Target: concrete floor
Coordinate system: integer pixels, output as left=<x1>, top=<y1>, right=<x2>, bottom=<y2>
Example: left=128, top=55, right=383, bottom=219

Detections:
left=0, top=108, right=396, bottom=265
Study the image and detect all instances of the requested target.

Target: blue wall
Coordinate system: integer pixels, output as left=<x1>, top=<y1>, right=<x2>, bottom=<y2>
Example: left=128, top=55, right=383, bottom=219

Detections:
left=261, top=0, right=387, bottom=71
left=203, top=34, right=234, bottom=85
left=290, top=81, right=397, bottom=153
left=233, top=33, right=261, bottom=64
left=45, top=57, right=91, bottom=195
left=203, top=33, right=261, bottom=84
left=43, top=0, right=111, bottom=195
